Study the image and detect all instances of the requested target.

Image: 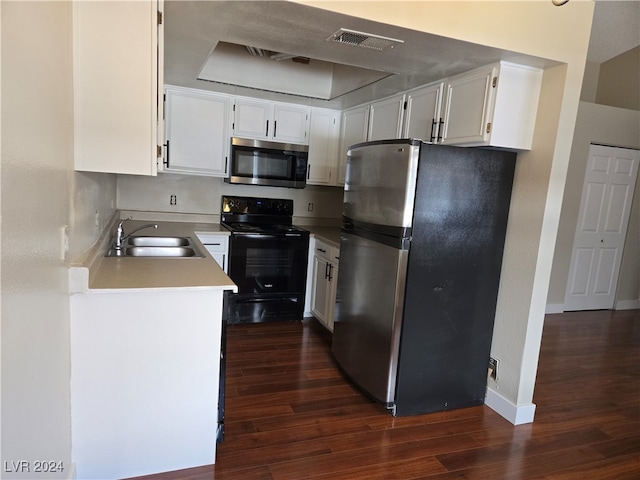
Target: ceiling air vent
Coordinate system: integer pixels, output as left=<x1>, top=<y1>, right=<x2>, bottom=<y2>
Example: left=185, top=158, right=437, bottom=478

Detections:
left=328, top=28, right=404, bottom=51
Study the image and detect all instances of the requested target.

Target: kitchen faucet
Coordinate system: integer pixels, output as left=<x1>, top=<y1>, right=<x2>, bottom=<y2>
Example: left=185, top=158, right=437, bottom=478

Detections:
left=113, top=217, right=158, bottom=250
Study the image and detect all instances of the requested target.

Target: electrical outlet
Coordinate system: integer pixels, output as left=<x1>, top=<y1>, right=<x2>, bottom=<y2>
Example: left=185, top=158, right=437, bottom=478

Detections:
left=307, top=202, right=314, bottom=212
left=488, top=357, right=499, bottom=381
left=170, top=194, right=177, bottom=206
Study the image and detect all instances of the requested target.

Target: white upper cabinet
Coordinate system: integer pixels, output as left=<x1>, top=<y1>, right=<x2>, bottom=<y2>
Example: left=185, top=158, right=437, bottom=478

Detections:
left=367, top=94, right=405, bottom=141
left=403, top=81, right=445, bottom=142
left=163, top=86, right=232, bottom=177
left=337, top=105, right=370, bottom=185
left=273, top=103, right=311, bottom=144
left=232, top=97, right=310, bottom=144
left=73, top=0, right=162, bottom=175
left=307, top=108, right=341, bottom=186
left=441, top=61, right=542, bottom=150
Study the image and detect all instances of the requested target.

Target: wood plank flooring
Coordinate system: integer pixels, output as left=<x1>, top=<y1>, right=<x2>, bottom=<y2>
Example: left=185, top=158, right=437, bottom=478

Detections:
left=128, top=309, right=639, bottom=480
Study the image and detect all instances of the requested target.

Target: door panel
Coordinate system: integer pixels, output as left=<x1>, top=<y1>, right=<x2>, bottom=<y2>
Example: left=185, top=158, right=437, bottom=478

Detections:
left=332, top=232, right=407, bottom=404
left=564, top=145, right=639, bottom=311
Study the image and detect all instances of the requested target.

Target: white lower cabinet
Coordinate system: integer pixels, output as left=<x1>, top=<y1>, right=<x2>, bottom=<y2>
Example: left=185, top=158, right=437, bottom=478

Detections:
left=310, top=237, right=340, bottom=332
left=70, top=288, right=225, bottom=479
left=196, top=233, right=229, bottom=273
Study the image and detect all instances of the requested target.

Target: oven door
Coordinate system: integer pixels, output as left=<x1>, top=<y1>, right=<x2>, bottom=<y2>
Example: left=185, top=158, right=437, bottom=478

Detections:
left=227, top=232, right=310, bottom=323
left=229, top=233, right=309, bottom=293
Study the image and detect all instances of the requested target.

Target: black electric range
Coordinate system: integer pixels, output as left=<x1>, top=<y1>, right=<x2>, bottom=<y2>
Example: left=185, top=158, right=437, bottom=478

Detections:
left=221, top=195, right=310, bottom=323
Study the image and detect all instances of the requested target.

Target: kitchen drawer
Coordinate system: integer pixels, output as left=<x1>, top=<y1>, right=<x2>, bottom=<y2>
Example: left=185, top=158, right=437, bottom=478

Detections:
left=313, top=238, right=340, bottom=264
left=196, top=233, right=229, bottom=273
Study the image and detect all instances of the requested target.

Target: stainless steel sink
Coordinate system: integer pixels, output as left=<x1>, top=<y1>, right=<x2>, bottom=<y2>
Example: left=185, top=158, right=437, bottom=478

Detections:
left=105, top=236, right=204, bottom=258
left=128, top=236, right=190, bottom=247
left=124, top=246, right=199, bottom=257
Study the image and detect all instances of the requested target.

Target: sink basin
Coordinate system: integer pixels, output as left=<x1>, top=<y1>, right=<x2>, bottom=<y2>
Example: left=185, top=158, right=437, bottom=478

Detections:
left=105, top=236, right=204, bottom=258
left=124, top=246, right=200, bottom=257
left=128, top=236, right=190, bottom=247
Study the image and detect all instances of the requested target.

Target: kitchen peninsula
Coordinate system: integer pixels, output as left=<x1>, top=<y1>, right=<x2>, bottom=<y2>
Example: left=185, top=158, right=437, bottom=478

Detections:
left=69, top=219, right=236, bottom=479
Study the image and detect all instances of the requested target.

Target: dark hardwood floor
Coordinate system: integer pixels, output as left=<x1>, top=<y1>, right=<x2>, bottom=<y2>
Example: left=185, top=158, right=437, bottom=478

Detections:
left=129, top=309, right=639, bottom=480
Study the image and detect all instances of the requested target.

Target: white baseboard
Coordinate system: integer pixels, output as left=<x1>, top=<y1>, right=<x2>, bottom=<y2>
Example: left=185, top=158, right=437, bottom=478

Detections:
left=547, top=299, right=640, bottom=313
left=615, top=298, right=640, bottom=310
left=485, top=387, right=536, bottom=425
left=545, top=303, right=564, bottom=314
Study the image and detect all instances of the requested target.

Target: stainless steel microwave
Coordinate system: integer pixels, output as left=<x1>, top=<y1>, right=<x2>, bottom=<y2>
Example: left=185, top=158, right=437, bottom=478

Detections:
left=226, top=137, right=308, bottom=189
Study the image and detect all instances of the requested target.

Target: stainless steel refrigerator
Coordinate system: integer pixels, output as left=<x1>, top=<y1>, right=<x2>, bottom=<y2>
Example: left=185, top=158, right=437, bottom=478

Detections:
left=332, top=139, right=516, bottom=417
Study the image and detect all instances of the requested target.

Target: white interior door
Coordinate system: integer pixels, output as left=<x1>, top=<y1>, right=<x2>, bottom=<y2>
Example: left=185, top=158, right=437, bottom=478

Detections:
left=564, top=144, right=639, bottom=311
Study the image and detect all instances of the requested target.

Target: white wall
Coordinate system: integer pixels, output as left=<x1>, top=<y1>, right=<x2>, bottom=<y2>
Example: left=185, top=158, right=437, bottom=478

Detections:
left=547, top=102, right=640, bottom=310
left=1, top=2, right=117, bottom=476
left=1, top=3, right=74, bottom=477
left=117, top=173, right=344, bottom=224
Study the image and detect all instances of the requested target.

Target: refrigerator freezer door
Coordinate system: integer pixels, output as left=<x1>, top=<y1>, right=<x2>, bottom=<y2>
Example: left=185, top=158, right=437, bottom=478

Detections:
left=332, top=231, right=408, bottom=405
left=343, top=140, right=420, bottom=228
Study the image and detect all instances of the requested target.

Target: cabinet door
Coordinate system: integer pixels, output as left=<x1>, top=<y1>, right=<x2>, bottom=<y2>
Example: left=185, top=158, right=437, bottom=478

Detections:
left=307, top=108, right=340, bottom=185
left=273, top=104, right=310, bottom=144
left=232, top=98, right=273, bottom=140
left=326, top=263, right=338, bottom=332
left=197, top=233, right=229, bottom=273
left=441, top=66, right=496, bottom=145
left=311, top=255, right=330, bottom=326
left=165, top=87, right=231, bottom=176
left=403, top=82, right=444, bottom=143
left=338, top=105, right=369, bottom=185
left=368, top=94, right=405, bottom=141
left=73, top=0, right=160, bottom=175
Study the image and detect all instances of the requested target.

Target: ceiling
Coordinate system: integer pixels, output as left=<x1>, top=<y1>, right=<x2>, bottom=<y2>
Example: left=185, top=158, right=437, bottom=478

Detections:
left=587, top=0, right=640, bottom=64
left=164, top=1, right=640, bottom=109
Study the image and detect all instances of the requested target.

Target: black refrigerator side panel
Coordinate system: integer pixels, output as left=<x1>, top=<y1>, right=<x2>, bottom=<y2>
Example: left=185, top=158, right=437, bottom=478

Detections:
left=394, top=144, right=516, bottom=416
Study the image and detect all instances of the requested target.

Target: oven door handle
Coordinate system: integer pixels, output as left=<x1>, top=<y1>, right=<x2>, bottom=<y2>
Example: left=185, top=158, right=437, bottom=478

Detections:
left=232, top=233, right=306, bottom=239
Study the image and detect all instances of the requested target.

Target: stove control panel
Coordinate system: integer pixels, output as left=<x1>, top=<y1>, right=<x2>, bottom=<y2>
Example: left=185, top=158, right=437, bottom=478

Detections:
left=222, top=196, right=293, bottom=216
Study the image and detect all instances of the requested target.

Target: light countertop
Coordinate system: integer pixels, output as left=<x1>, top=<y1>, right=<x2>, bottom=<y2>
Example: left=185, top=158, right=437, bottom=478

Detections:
left=303, top=225, right=341, bottom=247
left=71, top=220, right=236, bottom=292
left=71, top=217, right=341, bottom=293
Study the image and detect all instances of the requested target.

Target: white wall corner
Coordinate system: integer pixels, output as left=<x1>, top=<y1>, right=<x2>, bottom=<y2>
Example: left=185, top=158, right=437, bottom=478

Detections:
left=545, top=303, right=564, bottom=314
left=485, top=387, right=536, bottom=425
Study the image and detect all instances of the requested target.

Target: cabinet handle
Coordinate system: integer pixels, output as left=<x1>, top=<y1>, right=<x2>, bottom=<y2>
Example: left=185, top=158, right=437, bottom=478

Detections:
left=429, top=119, right=436, bottom=143
left=224, top=157, right=228, bottom=174
left=274, top=120, right=277, bottom=138
left=437, top=118, right=444, bottom=142
left=307, top=164, right=311, bottom=180
left=327, top=263, right=333, bottom=281
left=163, top=140, right=170, bottom=168
left=266, top=120, right=269, bottom=137
left=324, top=262, right=330, bottom=279
left=317, top=248, right=327, bottom=253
